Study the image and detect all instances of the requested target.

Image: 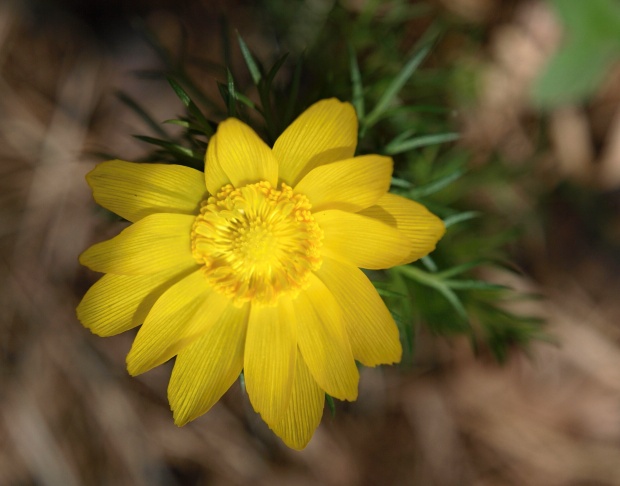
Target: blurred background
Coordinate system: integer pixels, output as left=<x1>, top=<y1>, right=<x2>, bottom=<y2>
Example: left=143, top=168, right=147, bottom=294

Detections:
left=3, top=0, right=620, bottom=484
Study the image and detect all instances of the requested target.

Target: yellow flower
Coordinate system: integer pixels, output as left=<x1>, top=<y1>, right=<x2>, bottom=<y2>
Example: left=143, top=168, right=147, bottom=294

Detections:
left=77, top=98, right=445, bottom=449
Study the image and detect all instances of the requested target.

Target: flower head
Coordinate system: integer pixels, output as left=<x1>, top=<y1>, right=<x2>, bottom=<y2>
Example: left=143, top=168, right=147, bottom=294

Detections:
left=77, top=98, right=445, bottom=449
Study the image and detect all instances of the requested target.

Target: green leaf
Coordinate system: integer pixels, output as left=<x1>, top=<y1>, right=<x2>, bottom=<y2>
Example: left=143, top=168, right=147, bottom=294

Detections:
left=421, top=255, right=438, bottom=272
left=393, top=309, right=414, bottom=364
left=550, top=0, right=620, bottom=41
left=163, top=118, right=208, bottom=133
left=116, top=91, right=168, bottom=138
left=284, top=56, right=303, bottom=126
left=239, top=371, right=246, bottom=394
left=234, top=92, right=256, bottom=110
left=443, top=211, right=480, bottom=228
left=396, top=265, right=468, bottom=320
left=390, top=177, right=413, bottom=189
left=531, top=41, right=615, bottom=108
left=443, top=279, right=509, bottom=291
left=167, top=76, right=192, bottom=106
left=217, top=81, right=229, bottom=106
left=163, top=118, right=191, bottom=128
left=167, top=77, right=214, bottom=136
left=133, top=135, right=201, bottom=160
left=226, top=69, right=237, bottom=116
left=433, top=283, right=468, bottom=321
left=387, top=128, right=417, bottom=146
left=383, top=132, right=459, bottom=156
left=389, top=271, right=415, bottom=363
left=408, top=168, right=465, bottom=198
left=325, top=394, right=336, bottom=418
left=436, top=259, right=487, bottom=279
left=258, top=53, right=289, bottom=141
left=237, top=31, right=262, bottom=85
left=363, top=44, right=430, bottom=129
left=373, top=286, right=407, bottom=299
left=264, top=53, right=289, bottom=86
left=477, top=303, right=548, bottom=363
left=348, top=44, right=365, bottom=120
left=532, top=0, right=620, bottom=108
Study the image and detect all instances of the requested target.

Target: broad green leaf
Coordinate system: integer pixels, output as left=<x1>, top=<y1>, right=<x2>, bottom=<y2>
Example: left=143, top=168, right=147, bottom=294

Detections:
left=532, top=0, right=620, bottom=107
left=550, top=0, right=620, bottom=41
left=531, top=41, right=615, bottom=107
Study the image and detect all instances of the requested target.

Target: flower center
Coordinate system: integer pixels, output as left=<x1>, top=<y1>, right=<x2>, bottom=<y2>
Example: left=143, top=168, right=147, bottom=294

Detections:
left=191, top=181, right=323, bottom=306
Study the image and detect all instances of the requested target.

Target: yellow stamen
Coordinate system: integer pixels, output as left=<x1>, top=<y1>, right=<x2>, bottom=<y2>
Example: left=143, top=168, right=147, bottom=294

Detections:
left=191, top=181, right=323, bottom=306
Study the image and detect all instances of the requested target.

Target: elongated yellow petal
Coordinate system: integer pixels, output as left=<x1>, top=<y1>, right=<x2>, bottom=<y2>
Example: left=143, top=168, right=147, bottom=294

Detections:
left=315, top=209, right=411, bottom=270
left=315, top=256, right=401, bottom=366
left=269, top=351, right=324, bottom=450
left=79, top=213, right=196, bottom=275
left=169, top=303, right=250, bottom=425
left=273, top=99, right=358, bottom=187
left=294, top=155, right=393, bottom=212
left=86, top=160, right=206, bottom=223
left=291, top=274, right=358, bottom=401
left=244, top=304, right=297, bottom=426
left=359, top=193, right=445, bottom=264
left=215, top=118, right=278, bottom=188
left=126, top=270, right=230, bottom=375
left=204, top=134, right=230, bottom=196
left=77, top=267, right=194, bottom=337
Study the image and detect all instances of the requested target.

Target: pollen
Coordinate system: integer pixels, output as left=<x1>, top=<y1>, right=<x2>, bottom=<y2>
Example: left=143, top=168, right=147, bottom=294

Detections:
left=191, top=181, right=323, bottom=306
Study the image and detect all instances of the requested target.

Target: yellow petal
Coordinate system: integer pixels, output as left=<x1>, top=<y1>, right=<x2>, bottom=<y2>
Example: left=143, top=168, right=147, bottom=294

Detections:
left=294, top=155, right=393, bottom=212
left=315, top=256, right=402, bottom=366
left=269, top=351, right=324, bottom=450
left=215, top=118, right=278, bottom=188
left=77, top=267, right=193, bottom=337
left=204, top=134, right=230, bottom=195
left=244, top=304, right=297, bottom=426
left=86, top=160, right=206, bottom=223
left=359, top=193, right=445, bottom=264
left=314, top=209, right=411, bottom=270
left=79, top=213, right=196, bottom=275
left=169, top=303, right=250, bottom=425
left=273, top=99, right=358, bottom=186
left=126, top=270, right=230, bottom=375
left=291, top=273, right=358, bottom=401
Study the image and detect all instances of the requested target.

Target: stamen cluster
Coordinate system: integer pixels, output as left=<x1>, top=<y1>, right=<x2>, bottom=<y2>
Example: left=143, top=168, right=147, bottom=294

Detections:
left=191, top=181, right=323, bottom=306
